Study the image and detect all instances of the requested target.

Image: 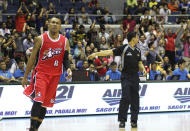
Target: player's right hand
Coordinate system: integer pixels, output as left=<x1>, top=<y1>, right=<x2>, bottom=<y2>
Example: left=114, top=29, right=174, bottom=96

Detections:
left=22, top=77, right=28, bottom=89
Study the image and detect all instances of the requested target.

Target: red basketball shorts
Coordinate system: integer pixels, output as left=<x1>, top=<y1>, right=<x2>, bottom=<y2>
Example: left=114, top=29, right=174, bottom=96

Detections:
left=23, top=70, right=60, bottom=107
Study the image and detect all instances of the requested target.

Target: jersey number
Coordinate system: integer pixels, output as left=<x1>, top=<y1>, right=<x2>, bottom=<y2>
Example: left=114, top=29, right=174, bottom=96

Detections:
left=54, top=60, right=59, bottom=67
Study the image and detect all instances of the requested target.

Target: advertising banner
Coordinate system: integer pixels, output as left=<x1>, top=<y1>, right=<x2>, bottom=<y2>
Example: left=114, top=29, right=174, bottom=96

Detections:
left=0, top=82, right=190, bottom=118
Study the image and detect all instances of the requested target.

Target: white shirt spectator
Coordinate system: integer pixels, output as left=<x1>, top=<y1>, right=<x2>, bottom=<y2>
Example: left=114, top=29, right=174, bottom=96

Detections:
left=159, top=7, right=171, bottom=24
left=0, top=28, right=10, bottom=36
left=99, top=32, right=110, bottom=41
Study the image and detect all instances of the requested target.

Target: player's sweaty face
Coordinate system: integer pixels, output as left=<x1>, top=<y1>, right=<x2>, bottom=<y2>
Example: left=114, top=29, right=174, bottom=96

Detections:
left=49, top=18, right=61, bottom=32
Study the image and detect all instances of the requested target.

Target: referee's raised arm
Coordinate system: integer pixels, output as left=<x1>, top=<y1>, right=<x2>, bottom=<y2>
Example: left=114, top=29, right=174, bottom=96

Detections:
left=88, top=49, right=113, bottom=60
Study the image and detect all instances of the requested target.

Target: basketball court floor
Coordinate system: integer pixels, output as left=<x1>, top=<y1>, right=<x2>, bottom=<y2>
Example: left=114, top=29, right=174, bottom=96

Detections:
left=0, top=112, right=190, bottom=131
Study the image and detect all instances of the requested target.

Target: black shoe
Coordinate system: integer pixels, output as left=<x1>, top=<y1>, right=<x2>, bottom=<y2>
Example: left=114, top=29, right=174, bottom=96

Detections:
left=119, top=121, right=125, bottom=128
left=29, top=127, right=38, bottom=131
left=131, top=121, right=137, bottom=128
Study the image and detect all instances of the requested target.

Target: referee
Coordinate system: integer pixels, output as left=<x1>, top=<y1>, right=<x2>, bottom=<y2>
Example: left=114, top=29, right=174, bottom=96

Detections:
left=88, top=32, right=146, bottom=128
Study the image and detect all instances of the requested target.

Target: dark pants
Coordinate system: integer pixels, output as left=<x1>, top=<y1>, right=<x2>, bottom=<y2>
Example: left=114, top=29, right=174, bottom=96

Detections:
left=118, top=73, right=139, bottom=122
left=165, top=50, right=175, bottom=67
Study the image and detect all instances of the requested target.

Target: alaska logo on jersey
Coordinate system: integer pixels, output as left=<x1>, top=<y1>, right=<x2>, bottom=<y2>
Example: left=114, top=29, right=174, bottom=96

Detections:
left=42, top=48, right=62, bottom=60
left=54, top=86, right=75, bottom=104
left=102, top=84, right=147, bottom=106
left=174, top=88, right=190, bottom=103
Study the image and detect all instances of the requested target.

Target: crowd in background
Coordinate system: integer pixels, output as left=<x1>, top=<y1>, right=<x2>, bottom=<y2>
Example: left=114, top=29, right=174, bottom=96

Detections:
left=0, top=0, right=189, bottom=83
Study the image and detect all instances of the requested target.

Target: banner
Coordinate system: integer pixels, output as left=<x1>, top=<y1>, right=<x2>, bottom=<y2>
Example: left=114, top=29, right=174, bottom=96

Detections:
left=0, top=82, right=190, bottom=118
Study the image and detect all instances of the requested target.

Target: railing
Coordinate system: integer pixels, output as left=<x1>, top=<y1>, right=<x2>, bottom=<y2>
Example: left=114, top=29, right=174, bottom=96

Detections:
left=1, top=13, right=190, bottom=24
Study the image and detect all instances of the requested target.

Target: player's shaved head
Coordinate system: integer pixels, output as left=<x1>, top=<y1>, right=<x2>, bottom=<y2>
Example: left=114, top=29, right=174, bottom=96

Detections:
left=49, top=17, right=61, bottom=25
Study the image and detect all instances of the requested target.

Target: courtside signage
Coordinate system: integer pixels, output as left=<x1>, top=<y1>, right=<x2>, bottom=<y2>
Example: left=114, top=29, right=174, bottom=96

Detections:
left=0, top=82, right=190, bottom=118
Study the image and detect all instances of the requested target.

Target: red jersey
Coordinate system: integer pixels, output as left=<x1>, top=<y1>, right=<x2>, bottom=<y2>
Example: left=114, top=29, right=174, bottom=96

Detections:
left=94, top=57, right=108, bottom=76
left=165, top=33, right=177, bottom=51
left=15, top=14, right=26, bottom=32
left=35, top=32, right=66, bottom=75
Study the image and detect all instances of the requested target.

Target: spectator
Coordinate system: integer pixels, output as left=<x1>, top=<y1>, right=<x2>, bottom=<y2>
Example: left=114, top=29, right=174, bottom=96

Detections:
left=149, top=5, right=159, bottom=21
left=168, top=0, right=179, bottom=12
left=94, top=56, right=108, bottom=80
left=85, top=45, right=92, bottom=57
left=161, top=23, right=183, bottom=67
left=103, top=6, right=116, bottom=24
left=41, top=19, right=48, bottom=34
left=140, top=9, right=151, bottom=22
left=89, top=0, right=99, bottom=8
left=0, top=60, right=16, bottom=83
left=68, top=53, right=75, bottom=65
left=27, top=1, right=37, bottom=14
left=114, top=34, right=123, bottom=48
left=1, top=34, right=16, bottom=59
left=173, top=59, right=190, bottom=80
left=14, top=32, right=25, bottom=56
left=134, top=4, right=145, bottom=16
left=13, top=59, right=26, bottom=82
left=3, top=55, right=13, bottom=71
left=90, top=42, right=95, bottom=51
left=180, top=26, right=190, bottom=68
left=162, top=55, right=170, bottom=68
left=74, top=41, right=86, bottom=63
left=10, top=55, right=26, bottom=75
left=64, top=7, right=77, bottom=24
left=164, top=64, right=173, bottom=80
left=69, top=22, right=79, bottom=48
left=105, top=61, right=121, bottom=81
left=98, top=24, right=110, bottom=41
left=47, top=2, right=56, bottom=15
left=76, top=24, right=87, bottom=43
left=86, top=21, right=98, bottom=47
left=15, top=2, right=29, bottom=33
left=82, top=60, right=89, bottom=70
left=127, top=0, right=138, bottom=13
left=159, top=3, right=171, bottom=24
left=26, top=14, right=36, bottom=29
left=88, top=63, right=100, bottom=81
left=146, top=41, right=163, bottom=67
left=78, top=6, right=92, bottom=25
left=121, top=14, right=136, bottom=35
left=6, top=16, right=15, bottom=31
left=149, top=0, right=158, bottom=8
left=99, top=36, right=110, bottom=50
left=113, top=34, right=123, bottom=68
left=23, top=33, right=34, bottom=52
left=0, top=22, right=11, bottom=36
left=179, top=0, right=190, bottom=11
left=149, top=62, right=162, bottom=80
left=92, top=2, right=105, bottom=24
left=137, top=34, right=149, bottom=65
left=36, top=8, right=48, bottom=35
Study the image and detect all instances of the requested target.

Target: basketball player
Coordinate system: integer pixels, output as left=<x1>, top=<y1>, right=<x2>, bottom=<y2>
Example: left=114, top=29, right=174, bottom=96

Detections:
left=22, top=17, right=71, bottom=131
left=88, top=32, right=146, bottom=128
